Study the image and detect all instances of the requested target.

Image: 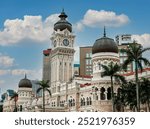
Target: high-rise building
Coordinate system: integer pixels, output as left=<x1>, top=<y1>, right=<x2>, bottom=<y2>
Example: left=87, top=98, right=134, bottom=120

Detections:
left=31, top=80, right=42, bottom=97
left=80, top=46, right=92, bottom=76
left=43, top=49, right=51, bottom=83
left=118, top=44, right=134, bottom=73
left=115, top=34, right=132, bottom=45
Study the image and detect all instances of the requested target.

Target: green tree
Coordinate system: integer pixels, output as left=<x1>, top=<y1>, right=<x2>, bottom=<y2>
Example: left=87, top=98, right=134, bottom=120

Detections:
left=101, top=62, right=126, bottom=112
left=114, top=87, right=126, bottom=112
left=121, top=41, right=150, bottom=111
left=123, top=82, right=137, bottom=111
left=11, top=92, right=18, bottom=112
left=140, top=78, right=150, bottom=111
left=36, top=80, right=51, bottom=112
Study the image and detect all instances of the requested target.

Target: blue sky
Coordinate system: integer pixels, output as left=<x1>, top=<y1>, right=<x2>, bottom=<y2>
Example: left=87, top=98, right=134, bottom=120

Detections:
left=0, top=0, right=150, bottom=94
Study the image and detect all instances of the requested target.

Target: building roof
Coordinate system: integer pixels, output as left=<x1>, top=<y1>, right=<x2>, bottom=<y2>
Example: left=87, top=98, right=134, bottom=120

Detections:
left=54, top=9, right=72, bottom=32
left=74, top=64, right=80, bottom=67
left=6, top=89, right=15, bottom=97
left=43, top=49, right=51, bottom=56
left=18, top=74, right=32, bottom=88
left=92, top=27, right=118, bottom=54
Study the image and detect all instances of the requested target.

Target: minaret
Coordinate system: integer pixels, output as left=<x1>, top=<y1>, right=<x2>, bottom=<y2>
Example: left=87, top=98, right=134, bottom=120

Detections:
left=50, top=10, right=75, bottom=94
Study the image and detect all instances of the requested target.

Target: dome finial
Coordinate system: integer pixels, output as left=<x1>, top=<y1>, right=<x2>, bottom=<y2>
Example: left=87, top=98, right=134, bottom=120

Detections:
left=104, top=26, right=106, bottom=37
left=25, top=73, right=27, bottom=79
left=59, top=8, right=67, bottom=19
left=62, top=8, right=64, bottom=13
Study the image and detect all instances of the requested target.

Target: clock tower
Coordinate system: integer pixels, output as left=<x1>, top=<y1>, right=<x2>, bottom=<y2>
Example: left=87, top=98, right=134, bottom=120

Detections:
left=50, top=10, right=75, bottom=94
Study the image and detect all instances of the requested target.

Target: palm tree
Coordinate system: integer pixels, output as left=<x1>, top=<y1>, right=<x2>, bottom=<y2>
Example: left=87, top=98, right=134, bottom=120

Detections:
left=101, top=62, right=126, bottom=112
left=121, top=41, right=150, bottom=111
left=123, top=82, right=137, bottom=111
left=36, top=80, right=51, bottom=112
left=10, top=92, right=18, bottom=112
left=140, top=78, right=150, bottom=111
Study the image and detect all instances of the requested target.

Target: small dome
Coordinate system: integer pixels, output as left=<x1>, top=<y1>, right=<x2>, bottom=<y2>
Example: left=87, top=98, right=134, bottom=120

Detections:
left=92, top=28, right=118, bottom=54
left=18, top=74, right=32, bottom=88
left=54, top=9, right=72, bottom=32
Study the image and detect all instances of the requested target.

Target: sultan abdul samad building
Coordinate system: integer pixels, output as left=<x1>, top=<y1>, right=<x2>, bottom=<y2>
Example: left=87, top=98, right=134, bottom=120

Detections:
left=2, top=10, right=150, bottom=112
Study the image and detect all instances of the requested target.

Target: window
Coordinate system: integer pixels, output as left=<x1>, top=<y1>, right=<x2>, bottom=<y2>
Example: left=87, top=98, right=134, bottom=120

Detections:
left=86, top=53, right=89, bottom=58
left=100, top=87, right=106, bottom=100
left=72, top=99, right=75, bottom=106
left=107, top=87, right=111, bottom=100
left=87, top=97, right=89, bottom=105
left=89, top=52, right=92, bottom=58
left=98, top=63, right=101, bottom=70
left=89, top=59, right=92, bottom=65
left=86, top=59, right=89, bottom=65
left=81, top=98, right=86, bottom=106
left=89, top=97, right=92, bottom=105
left=96, top=95, right=98, bottom=100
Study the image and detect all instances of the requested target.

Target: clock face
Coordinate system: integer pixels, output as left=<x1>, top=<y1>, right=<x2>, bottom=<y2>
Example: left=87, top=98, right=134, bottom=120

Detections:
left=63, top=39, right=69, bottom=46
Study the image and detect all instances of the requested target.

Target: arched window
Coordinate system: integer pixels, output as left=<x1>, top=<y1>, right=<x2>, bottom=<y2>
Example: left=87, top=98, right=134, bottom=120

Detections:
left=107, top=87, right=111, bottom=100
left=69, top=100, right=72, bottom=107
left=20, top=105, right=22, bottom=112
left=100, top=87, right=106, bottom=100
left=72, top=99, right=75, bottom=106
left=87, top=97, right=89, bottom=105
left=83, top=98, right=85, bottom=106
left=80, top=98, right=83, bottom=106
left=98, top=63, right=101, bottom=70
left=89, top=97, right=92, bottom=105
left=96, top=94, right=98, bottom=100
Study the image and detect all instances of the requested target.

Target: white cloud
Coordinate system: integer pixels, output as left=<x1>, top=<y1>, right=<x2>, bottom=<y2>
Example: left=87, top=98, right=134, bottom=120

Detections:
left=0, top=68, right=42, bottom=80
left=74, top=9, right=130, bottom=31
left=0, top=14, right=59, bottom=46
left=0, top=53, right=15, bottom=67
left=11, top=69, right=32, bottom=76
left=0, top=70, right=10, bottom=75
left=11, top=68, right=42, bottom=80
left=74, top=46, right=80, bottom=63
left=132, top=34, right=150, bottom=48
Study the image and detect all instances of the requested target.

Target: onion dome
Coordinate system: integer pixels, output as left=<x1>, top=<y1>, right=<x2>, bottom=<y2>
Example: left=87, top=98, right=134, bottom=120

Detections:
left=92, top=27, right=118, bottom=54
left=18, top=74, right=32, bottom=88
left=54, top=9, right=72, bottom=32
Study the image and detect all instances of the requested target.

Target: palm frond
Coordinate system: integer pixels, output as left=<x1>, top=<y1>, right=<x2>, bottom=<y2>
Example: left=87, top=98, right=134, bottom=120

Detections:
left=36, top=87, right=43, bottom=93
left=140, top=47, right=150, bottom=54
left=114, top=74, right=126, bottom=83
left=46, top=89, right=52, bottom=96
left=137, top=60, right=143, bottom=72
left=122, top=58, right=133, bottom=71
left=138, top=57, right=150, bottom=66
left=10, top=92, right=18, bottom=100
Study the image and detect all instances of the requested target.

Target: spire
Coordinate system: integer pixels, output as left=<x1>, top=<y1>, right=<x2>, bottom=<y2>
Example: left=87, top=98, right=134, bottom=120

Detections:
left=59, top=8, right=67, bottom=19
left=62, top=8, right=64, bottom=13
left=103, top=26, right=106, bottom=37
left=25, top=73, right=27, bottom=79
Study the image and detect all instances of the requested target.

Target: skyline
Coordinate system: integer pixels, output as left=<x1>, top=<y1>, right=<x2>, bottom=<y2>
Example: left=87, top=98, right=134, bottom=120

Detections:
left=0, top=0, right=150, bottom=93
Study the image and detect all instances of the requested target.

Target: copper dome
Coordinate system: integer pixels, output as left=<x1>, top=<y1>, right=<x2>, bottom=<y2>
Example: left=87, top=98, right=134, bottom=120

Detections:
left=54, top=9, right=72, bottom=32
left=92, top=28, right=118, bottom=54
left=18, top=75, right=32, bottom=88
